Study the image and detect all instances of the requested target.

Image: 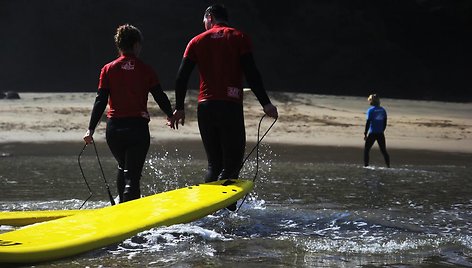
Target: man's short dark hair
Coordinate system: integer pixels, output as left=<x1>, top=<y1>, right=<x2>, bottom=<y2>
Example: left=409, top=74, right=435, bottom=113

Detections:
left=205, top=4, right=228, bottom=21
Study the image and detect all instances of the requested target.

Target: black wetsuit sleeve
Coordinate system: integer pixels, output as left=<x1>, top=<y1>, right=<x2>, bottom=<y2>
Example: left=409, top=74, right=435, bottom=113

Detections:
left=240, top=53, right=271, bottom=106
left=175, top=57, right=196, bottom=110
left=383, top=117, right=387, bottom=132
left=88, top=88, right=109, bottom=131
left=364, top=119, right=371, bottom=135
left=150, top=84, right=173, bottom=118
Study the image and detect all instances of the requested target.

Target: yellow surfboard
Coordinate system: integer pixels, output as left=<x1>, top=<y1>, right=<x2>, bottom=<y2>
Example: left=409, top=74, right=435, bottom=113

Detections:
left=0, top=209, right=90, bottom=227
left=0, top=179, right=253, bottom=264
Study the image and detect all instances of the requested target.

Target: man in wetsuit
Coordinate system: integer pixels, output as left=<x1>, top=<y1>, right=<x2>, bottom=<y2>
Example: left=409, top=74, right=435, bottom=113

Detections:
left=83, top=24, right=174, bottom=203
left=171, top=4, right=278, bottom=208
left=364, top=94, right=390, bottom=168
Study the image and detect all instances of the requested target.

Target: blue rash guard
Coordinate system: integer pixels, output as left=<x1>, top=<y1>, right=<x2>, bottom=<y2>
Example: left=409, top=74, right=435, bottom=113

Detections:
left=366, top=106, right=387, bottom=134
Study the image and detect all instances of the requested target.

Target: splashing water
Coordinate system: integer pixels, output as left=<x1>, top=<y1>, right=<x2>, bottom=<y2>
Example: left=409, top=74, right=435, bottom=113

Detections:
left=1, top=142, right=472, bottom=267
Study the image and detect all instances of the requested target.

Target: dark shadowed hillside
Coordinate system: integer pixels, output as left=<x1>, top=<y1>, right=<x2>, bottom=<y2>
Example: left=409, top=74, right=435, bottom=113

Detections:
left=0, top=0, right=471, bottom=101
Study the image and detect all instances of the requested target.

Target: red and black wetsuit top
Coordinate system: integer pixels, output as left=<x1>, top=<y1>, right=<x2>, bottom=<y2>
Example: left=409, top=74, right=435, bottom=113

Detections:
left=88, top=54, right=173, bottom=131
left=99, top=54, right=159, bottom=119
left=175, top=24, right=271, bottom=110
left=184, top=24, right=252, bottom=104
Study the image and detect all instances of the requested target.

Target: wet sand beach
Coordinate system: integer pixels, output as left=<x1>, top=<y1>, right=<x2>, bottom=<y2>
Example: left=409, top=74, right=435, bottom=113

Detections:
left=1, top=91, right=471, bottom=167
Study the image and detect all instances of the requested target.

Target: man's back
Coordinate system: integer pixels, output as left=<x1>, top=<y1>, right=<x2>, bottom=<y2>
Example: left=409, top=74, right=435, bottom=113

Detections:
left=184, top=24, right=252, bottom=104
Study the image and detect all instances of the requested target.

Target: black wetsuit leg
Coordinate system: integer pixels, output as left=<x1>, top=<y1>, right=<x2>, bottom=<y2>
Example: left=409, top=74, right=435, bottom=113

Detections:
left=364, top=133, right=377, bottom=166
left=116, top=166, right=125, bottom=202
left=376, top=133, right=390, bottom=167
left=106, top=117, right=150, bottom=202
left=197, top=101, right=245, bottom=183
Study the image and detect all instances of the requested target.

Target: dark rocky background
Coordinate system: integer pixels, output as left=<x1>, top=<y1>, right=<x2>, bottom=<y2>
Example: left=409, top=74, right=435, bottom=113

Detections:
left=1, top=0, right=471, bottom=101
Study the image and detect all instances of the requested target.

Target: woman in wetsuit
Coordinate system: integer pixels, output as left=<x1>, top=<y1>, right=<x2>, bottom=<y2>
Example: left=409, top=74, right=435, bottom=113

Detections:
left=83, top=24, right=174, bottom=203
left=364, top=94, right=390, bottom=168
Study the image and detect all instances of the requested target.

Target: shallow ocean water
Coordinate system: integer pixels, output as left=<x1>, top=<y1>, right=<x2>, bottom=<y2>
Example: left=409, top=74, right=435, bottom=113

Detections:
left=1, top=141, right=472, bottom=267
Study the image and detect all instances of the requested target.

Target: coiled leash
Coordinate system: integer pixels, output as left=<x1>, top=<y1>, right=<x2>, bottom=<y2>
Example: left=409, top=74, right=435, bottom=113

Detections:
left=78, top=141, right=116, bottom=209
left=236, top=114, right=277, bottom=212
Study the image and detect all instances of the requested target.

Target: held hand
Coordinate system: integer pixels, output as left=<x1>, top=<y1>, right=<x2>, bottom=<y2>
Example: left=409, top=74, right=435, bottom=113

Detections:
left=166, top=115, right=176, bottom=129
left=263, top=103, right=278, bottom=119
left=363, top=133, right=367, bottom=141
left=170, top=110, right=185, bottom=129
left=83, top=129, right=94, bottom=144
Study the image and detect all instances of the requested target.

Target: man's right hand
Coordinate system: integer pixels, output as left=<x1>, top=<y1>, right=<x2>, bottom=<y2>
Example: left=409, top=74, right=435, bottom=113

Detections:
left=263, top=103, right=278, bottom=119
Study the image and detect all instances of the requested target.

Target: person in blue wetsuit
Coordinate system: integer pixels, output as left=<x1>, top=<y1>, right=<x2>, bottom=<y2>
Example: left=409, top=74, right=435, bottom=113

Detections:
left=364, top=94, right=390, bottom=168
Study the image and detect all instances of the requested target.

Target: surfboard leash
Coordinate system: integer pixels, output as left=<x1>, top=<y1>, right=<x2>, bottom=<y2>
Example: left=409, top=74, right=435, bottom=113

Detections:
left=78, top=142, right=116, bottom=208
left=237, top=114, right=277, bottom=212
left=78, top=143, right=93, bottom=209
left=91, top=141, right=116, bottom=206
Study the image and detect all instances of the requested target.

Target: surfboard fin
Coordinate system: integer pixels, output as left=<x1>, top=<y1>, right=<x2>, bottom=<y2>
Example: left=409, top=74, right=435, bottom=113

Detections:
left=226, top=202, right=237, bottom=211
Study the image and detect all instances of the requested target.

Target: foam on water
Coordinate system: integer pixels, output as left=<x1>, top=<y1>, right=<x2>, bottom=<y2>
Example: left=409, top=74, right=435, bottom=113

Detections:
left=298, top=235, right=445, bottom=254
left=0, top=225, right=14, bottom=232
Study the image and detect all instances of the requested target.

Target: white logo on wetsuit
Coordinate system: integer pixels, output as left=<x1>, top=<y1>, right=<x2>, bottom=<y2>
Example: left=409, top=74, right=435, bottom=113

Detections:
left=121, top=61, right=135, bottom=70
left=227, top=87, right=240, bottom=98
left=373, top=108, right=385, bottom=120
left=374, top=114, right=384, bottom=120
left=211, top=30, right=225, bottom=39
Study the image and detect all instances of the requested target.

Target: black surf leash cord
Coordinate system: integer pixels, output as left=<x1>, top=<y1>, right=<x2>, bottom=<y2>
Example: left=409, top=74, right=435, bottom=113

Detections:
left=236, top=114, right=277, bottom=212
left=77, top=115, right=275, bottom=210
left=78, top=141, right=116, bottom=209
left=77, top=144, right=92, bottom=209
